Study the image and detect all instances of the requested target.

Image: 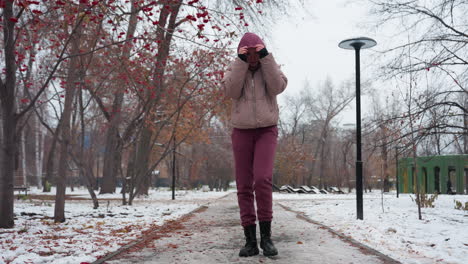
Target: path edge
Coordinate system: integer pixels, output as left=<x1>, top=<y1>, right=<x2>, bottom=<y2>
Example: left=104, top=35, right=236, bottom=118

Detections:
left=92, top=192, right=233, bottom=264
left=277, top=202, right=401, bottom=264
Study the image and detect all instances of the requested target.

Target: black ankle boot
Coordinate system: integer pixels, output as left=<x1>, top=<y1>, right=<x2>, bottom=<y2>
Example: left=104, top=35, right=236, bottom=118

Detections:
left=239, top=224, right=259, bottom=257
left=259, top=221, right=278, bottom=256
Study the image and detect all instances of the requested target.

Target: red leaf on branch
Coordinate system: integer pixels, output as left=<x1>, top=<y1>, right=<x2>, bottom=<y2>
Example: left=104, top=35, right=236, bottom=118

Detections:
left=196, top=11, right=208, bottom=18
left=9, top=17, right=19, bottom=23
left=235, top=7, right=243, bottom=11
left=186, top=15, right=196, bottom=21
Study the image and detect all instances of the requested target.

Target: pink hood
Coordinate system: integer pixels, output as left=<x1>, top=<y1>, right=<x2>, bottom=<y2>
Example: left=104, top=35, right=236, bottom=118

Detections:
left=237, top=32, right=265, bottom=52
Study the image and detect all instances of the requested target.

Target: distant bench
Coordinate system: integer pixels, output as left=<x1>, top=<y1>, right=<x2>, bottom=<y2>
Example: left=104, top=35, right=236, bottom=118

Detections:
left=274, top=184, right=345, bottom=194
left=14, top=186, right=30, bottom=196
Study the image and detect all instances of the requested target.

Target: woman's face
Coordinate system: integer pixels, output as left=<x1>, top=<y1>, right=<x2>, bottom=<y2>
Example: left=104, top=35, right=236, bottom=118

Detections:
left=247, top=48, right=259, bottom=68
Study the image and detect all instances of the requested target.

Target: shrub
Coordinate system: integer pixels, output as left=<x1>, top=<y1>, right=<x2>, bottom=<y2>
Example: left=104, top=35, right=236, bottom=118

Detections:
left=411, top=192, right=438, bottom=208
left=44, top=181, right=52, bottom=192
left=454, top=200, right=468, bottom=211
left=17, top=194, right=30, bottom=201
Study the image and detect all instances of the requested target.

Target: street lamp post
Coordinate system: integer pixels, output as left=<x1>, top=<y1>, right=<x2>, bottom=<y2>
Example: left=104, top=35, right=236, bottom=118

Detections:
left=339, top=37, right=377, bottom=220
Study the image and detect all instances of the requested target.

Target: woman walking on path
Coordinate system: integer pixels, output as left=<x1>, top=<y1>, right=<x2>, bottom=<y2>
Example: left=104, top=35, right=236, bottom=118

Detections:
left=222, top=32, right=287, bottom=257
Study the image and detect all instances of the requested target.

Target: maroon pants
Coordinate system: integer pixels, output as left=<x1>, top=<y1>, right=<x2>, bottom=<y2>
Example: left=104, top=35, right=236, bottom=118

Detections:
left=231, top=125, right=278, bottom=227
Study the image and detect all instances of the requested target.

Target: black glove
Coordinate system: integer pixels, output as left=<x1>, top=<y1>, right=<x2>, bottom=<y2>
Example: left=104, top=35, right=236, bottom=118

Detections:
left=238, top=53, right=247, bottom=62
left=238, top=48, right=268, bottom=61
left=258, top=47, right=268, bottom=59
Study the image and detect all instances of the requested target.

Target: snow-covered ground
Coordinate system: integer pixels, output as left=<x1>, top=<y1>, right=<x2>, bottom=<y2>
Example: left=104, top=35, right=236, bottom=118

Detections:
left=275, top=192, right=468, bottom=264
left=1, top=187, right=232, bottom=264
left=26, top=186, right=231, bottom=201
left=3, top=188, right=466, bottom=264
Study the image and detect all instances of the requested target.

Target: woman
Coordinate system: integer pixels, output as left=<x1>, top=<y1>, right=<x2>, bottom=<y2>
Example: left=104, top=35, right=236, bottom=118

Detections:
left=222, top=32, right=287, bottom=257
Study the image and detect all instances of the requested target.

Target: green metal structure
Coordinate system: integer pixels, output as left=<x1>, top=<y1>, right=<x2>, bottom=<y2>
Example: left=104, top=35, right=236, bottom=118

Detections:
left=397, top=155, right=468, bottom=194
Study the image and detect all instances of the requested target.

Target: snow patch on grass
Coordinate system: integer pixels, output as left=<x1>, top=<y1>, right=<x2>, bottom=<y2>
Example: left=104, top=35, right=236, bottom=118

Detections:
left=276, top=192, right=468, bottom=264
left=1, top=189, right=230, bottom=264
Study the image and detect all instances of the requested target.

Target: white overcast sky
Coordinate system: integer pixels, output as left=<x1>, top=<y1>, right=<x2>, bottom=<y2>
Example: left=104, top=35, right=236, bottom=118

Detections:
left=262, top=0, right=384, bottom=125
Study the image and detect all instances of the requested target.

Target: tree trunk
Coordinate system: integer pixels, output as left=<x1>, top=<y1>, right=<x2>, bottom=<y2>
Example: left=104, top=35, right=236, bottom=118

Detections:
left=318, top=124, right=329, bottom=189
left=21, top=131, right=27, bottom=186
left=307, top=122, right=329, bottom=187
left=306, top=140, right=321, bottom=187
left=100, top=0, right=139, bottom=194
left=381, top=125, right=389, bottom=192
left=71, top=150, right=100, bottom=209
left=43, top=131, right=59, bottom=192
left=132, top=127, right=152, bottom=198
left=319, top=140, right=326, bottom=189
left=0, top=1, right=19, bottom=228
left=0, top=107, right=17, bottom=228
left=22, top=26, right=41, bottom=188
left=100, top=125, right=121, bottom=193
left=129, top=0, right=182, bottom=200
left=464, top=97, right=467, bottom=154
left=412, top=145, right=422, bottom=220
left=139, top=128, right=156, bottom=195
left=127, top=141, right=138, bottom=205
left=54, top=19, right=82, bottom=223
left=94, top=153, right=100, bottom=190
left=87, top=174, right=99, bottom=209
left=20, top=97, right=38, bottom=187
left=35, top=119, right=43, bottom=188
left=83, top=157, right=99, bottom=209
left=79, top=86, right=99, bottom=209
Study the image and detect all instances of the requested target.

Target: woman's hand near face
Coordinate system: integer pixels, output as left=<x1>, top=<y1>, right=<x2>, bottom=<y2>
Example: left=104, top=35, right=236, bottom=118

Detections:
left=238, top=46, right=248, bottom=55
left=255, top=44, right=265, bottom=52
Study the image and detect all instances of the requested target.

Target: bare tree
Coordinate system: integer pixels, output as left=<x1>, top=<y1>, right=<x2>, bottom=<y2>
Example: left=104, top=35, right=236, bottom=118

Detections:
left=369, top=0, right=467, bottom=150
left=304, top=78, right=355, bottom=188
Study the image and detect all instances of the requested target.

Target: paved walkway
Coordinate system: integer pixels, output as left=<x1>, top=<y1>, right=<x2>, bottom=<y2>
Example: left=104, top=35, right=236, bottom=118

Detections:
left=105, top=193, right=398, bottom=264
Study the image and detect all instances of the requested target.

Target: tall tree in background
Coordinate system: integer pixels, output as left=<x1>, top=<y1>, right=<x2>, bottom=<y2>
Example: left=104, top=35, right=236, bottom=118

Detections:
left=93, top=0, right=301, bottom=194
left=0, top=0, right=89, bottom=228
left=275, top=93, right=309, bottom=185
left=54, top=11, right=81, bottom=223
left=0, top=0, right=19, bottom=229
left=304, top=78, right=354, bottom=188
left=100, top=0, right=140, bottom=194
left=369, top=0, right=467, bottom=151
left=1, top=0, right=305, bottom=227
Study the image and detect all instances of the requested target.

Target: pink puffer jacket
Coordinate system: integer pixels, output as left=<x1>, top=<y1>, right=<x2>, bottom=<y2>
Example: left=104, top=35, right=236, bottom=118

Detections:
left=222, top=54, right=287, bottom=129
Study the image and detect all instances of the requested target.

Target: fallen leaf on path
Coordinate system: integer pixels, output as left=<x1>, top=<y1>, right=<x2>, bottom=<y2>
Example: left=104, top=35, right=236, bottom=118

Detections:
left=167, top=243, right=178, bottom=248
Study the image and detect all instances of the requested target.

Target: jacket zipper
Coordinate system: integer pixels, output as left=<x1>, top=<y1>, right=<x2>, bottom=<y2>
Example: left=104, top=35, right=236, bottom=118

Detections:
left=251, top=71, right=257, bottom=128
